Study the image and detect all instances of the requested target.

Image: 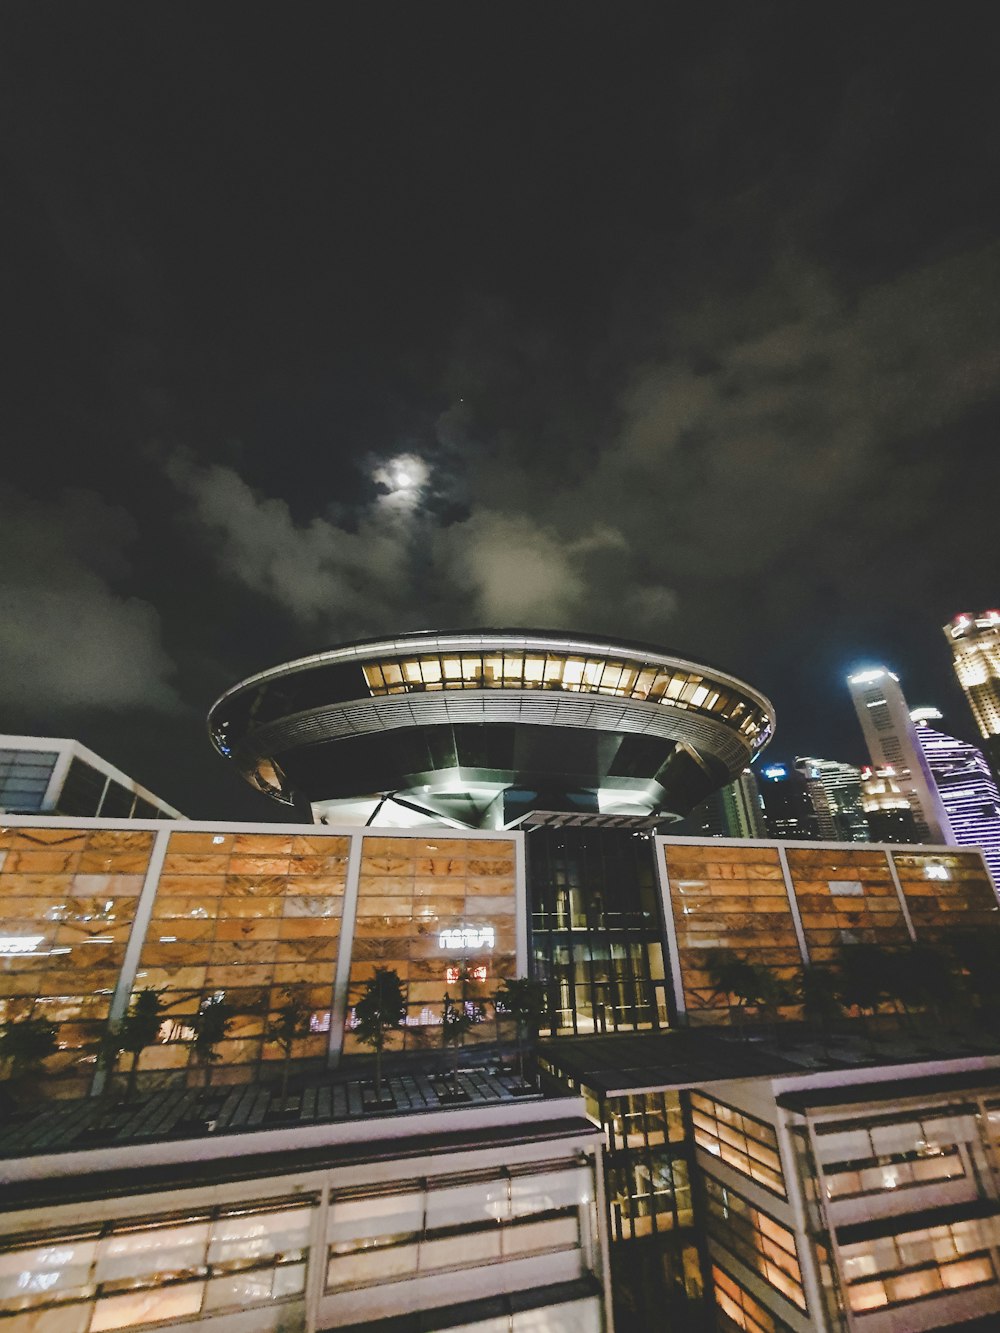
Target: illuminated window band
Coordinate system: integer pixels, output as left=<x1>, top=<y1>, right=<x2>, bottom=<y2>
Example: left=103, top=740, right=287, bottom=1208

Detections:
left=361, top=652, right=770, bottom=745
left=439, top=926, right=495, bottom=950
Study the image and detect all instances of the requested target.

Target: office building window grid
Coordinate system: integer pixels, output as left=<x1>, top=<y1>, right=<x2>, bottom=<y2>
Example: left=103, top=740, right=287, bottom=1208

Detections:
left=711, top=1264, right=794, bottom=1333
left=326, top=1160, right=594, bottom=1293
left=839, top=1216, right=997, bottom=1312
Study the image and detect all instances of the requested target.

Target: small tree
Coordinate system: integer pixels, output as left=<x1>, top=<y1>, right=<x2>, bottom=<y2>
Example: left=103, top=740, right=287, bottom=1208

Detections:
left=490, top=986, right=508, bottom=1072
left=706, top=949, right=760, bottom=1033
left=800, top=965, right=841, bottom=1053
left=191, top=995, right=233, bottom=1088
left=837, top=943, right=888, bottom=1049
left=116, top=989, right=166, bottom=1102
left=496, top=977, right=546, bottom=1086
left=0, top=1015, right=58, bottom=1081
left=354, top=968, right=406, bottom=1104
left=266, top=995, right=313, bottom=1102
left=441, top=990, right=474, bottom=1095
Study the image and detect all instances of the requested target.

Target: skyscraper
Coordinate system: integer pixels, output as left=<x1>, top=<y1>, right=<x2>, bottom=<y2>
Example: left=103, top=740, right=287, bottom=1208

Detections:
left=758, top=763, right=822, bottom=839
left=794, top=756, right=869, bottom=841
left=945, top=611, right=1000, bottom=778
left=682, top=768, right=767, bottom=839
left=847, top=668, right=952, bottom=842
left=911, top=707, right=1000, bottom=886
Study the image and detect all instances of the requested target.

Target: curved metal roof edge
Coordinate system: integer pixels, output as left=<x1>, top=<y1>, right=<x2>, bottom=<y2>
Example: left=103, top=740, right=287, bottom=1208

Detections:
left=207, top=628, right=777, bottom=735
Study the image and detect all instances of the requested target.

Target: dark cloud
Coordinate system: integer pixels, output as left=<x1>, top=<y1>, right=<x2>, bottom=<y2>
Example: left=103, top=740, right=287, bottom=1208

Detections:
left=1, top=6, right=1000, bottom=808
left=0, top=488, right=180, bottom=712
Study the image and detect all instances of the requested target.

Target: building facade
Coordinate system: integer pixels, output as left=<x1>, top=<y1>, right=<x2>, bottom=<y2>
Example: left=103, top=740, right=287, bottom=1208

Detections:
left=0, top=735, right=182, bottom=820
left=945, top=611, right=1000, bottom=779
left=2, top=813, right=1000, bottom=1333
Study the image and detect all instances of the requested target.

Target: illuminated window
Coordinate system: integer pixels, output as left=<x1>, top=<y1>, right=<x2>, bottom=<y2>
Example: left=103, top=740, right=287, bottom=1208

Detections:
left=326, top=1161, right=591, bottom=1293
left=0, top=1200, right=314, bottom=1329
left=839, top=1218, right=997, bottom=1312
left=356, top=651, right=770, bottom=746
left=704, top=1178, right=805, bottom=1309
left=816, top=1116, right=965, bottom=1200
left=712, top=1264, right=794, bottom=1332
left=690, top=1093, right=786, bottom=1198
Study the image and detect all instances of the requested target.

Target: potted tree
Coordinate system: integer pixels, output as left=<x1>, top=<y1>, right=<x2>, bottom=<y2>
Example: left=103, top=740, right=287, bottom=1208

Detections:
left=441, top=990, right=474, bottom=1099
left=495, top=977, right=546, bottom=1091
left=0, top=1015, right=58, bottom=1095
left=353, top=968, right=406, bottom=1108
left=191, top=995, right=233, bottom=1089
left=265, top=994, right=312, bottom=1104
left=119, top=989, right=166, bottom=1103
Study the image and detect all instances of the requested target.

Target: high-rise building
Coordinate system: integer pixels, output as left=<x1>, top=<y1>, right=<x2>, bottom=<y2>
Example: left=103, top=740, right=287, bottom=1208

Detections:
left=682, top=767, right=767, bottom=839
left=847, top=668, right=952, bottom=842
left=757, top=763, right=822, bottom=839
left=911, top=706, right=1000, bottom=885
left=794, top=757, right=869, bottom=841
left=945, top=610, right=1000, bottom=778
left=0, top=734, right=182, bottom=819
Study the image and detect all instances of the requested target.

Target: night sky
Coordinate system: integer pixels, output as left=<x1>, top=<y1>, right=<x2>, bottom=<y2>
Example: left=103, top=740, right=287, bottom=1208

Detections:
left=3, top=6, right=1000, bottom=819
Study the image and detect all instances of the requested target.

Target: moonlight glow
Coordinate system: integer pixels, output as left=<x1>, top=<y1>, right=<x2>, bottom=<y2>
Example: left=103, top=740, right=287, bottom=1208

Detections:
left=373, top=453, right=430, bottom=509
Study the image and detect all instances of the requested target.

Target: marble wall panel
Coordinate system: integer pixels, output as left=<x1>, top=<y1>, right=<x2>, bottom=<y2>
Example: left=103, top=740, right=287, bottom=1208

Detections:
left=343, top=834, right=518, bottom=1055
left=0, top=824, right=154, bottom=1095
left=133, top=829, right=350, bottom=1087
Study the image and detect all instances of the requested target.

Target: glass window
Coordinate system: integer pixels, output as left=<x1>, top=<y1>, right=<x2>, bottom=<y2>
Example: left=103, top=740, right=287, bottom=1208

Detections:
left=703, top=1177, right=805, bottom=1309
left=690, top=1093, right=786, bottom=1198
left=0, top=1201, right=314, bottom=1329
left=839, top=1217, right=997, bottom=1313
left=326, top=1162, right=588, bottom=1294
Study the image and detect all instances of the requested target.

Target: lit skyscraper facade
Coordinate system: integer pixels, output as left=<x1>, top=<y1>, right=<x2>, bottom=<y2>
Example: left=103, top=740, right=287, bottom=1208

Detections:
left=847, top=668, right=952, bottom=843
left=794, top=757, right=869, bottom=842
left=911, top=707, right=1000, bottom=886
left=945, top=610, right=1000, bottom=778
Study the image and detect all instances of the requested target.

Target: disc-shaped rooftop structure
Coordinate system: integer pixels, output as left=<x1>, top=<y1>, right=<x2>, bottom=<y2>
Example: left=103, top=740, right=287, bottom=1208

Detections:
left=208, top=630, right=776, bottom=828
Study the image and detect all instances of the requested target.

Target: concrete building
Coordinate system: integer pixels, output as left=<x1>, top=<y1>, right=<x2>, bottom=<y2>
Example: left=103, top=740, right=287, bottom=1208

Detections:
left=848, top=670, right=952, bottom=843
left=945, top=611, right=1000, bottom=779
left=0, top=734, right=182, bottom=819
